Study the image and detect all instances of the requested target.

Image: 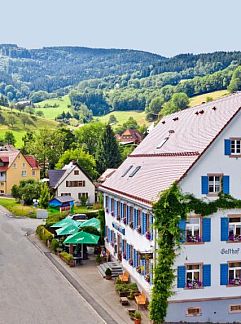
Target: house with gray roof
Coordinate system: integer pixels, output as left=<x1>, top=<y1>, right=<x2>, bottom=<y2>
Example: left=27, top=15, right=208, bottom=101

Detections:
left=48, top=161, right=95, bottom=205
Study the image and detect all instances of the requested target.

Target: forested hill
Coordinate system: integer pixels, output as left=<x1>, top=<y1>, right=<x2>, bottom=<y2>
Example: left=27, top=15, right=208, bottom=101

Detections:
left=0, top=44, right=164, bottom=98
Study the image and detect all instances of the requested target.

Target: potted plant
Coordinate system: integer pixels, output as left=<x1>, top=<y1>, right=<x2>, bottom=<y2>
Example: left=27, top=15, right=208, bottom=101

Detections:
left=145, top=231, right=151, bottom=240
left=134, top=311, right=142, bottom=324
left=105, top=268, right=112, bottom=280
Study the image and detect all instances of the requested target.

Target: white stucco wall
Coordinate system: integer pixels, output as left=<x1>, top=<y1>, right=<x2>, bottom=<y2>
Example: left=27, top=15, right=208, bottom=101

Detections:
left=56, top=165, right=95, bottom=204
left=172, top=209, right=241, bottom=301
left=180, top=109, right=241, bottom=200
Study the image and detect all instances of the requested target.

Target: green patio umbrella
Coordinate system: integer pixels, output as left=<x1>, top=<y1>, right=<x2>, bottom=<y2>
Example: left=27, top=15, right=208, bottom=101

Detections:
left=63, top=231, right=100, bottom=245
left=56, top=223, right=79, bottom=236
left=51, top=217, right=77, bottom=228
left=78, top=218, right=101, bottom=231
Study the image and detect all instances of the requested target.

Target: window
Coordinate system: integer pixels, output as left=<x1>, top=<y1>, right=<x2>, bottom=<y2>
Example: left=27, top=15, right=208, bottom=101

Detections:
left=186, top=264, right=202, bottom=289
left=129, top=166, right=141, bottom=177
left=61, top=193, right=71, bottom=196
left=186, top=307, right=201, bottom=317
left=111, top=198, right=114, bottom=214
left=186, top=217, right=201, bottom=243
left=74, top=170, right=79, bottom=175
left=208, top=175, right=221, bottom=193
left=156, top=137, right=169, bottom=149
left=228, top=216, right=241, bottom=241
left=229, top=304, right=241, bottom=313
left=66, top=180, right=85, bottom=187
left=78, top=193, right=88, bottom=200
left=32, top=170, right=36, bottom=176
left=13, top=163, right=16, bottom=168
left=122, top=165, right=133, bottom=177
left=22, top=163, right=26, bottom=168
left=229, top=262, right=241, bottom=286
left=0, top=182, right=4, bottom=186
left=21, top=170, right=27, bottom=177
left=0, top=172, right=5, bottom=177
left=231, top=139, right=241, bottom=155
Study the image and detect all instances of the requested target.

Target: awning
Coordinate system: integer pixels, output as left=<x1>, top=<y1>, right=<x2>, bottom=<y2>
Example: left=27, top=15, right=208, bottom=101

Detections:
left=63, top=231, right=100, bottom=245
left=78, top=217, right=100, bottom=231
left=56, top=224, right=79, bottom=236
left=51, top=217, right=77, bottom=228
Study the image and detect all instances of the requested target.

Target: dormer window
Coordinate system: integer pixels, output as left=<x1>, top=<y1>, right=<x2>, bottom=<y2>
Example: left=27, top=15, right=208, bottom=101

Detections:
left=156, top=137, right=169, bottom=149
left=129, top=166, right=141, bottom=177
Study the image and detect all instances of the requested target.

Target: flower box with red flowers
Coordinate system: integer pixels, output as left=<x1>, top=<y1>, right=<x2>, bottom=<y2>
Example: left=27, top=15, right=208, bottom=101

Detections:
left=145, top=231, right=151, bottom=240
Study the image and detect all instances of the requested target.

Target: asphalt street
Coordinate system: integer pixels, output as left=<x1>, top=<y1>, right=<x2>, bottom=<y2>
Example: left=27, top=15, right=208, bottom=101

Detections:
left=0, top=213, right=104, bottom=324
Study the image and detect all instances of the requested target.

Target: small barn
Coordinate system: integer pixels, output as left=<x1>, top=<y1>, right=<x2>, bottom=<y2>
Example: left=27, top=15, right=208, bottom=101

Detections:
left=49, top=196, right=74, bottom=212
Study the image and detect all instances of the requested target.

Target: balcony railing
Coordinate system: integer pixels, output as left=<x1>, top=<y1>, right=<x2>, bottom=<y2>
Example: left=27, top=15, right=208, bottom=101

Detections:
left=228, top=234, right=241, bottom=242
left=229, top=278, right=241, bottom=286
left=186, top=234, right=201, bottom=243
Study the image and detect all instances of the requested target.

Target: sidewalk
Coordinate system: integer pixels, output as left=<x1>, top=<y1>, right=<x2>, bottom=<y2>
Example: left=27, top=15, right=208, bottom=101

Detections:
left=30, top=234, right=151, bottom=324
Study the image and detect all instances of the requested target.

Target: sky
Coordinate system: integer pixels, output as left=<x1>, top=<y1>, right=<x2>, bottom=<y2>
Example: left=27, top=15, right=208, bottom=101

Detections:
left=1, top=0, right=240, bottom=57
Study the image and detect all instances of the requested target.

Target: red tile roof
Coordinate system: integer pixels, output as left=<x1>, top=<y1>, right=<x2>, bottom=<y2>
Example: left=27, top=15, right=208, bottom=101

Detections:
left=101, top=93, right=241, bottom=205
left=0, top=156, right=9, bottom=163
left=25, top=156, right=39, bottom=169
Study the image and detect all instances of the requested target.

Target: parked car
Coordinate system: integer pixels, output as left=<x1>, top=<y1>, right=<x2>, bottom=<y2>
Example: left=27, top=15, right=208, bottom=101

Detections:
left=68, top=214, right=88, bottom=222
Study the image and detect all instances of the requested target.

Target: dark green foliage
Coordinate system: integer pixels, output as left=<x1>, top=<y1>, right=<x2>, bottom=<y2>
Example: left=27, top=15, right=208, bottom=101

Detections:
left=161, top=92, right=189, bottom=116
left=50, top=238, right=59, bottom=252
left=11, top=179, right=42, bottom=205
left=4, top=131, right=15, bottom=145
left=95, top=124, right=121, bottom=174
left=97, top=209, right=105, bottom=244
left=105, top=268, right=112, bottom=276
left=228, top=66, right=241, bottom=92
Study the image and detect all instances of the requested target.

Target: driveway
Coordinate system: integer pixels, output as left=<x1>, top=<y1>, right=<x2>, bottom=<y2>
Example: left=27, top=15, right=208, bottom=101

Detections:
left=0, top=213, right=104, bottom=324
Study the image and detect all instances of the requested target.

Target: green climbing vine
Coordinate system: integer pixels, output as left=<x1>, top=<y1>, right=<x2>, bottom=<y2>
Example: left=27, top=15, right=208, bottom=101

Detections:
left=149, top=182, right=241, bottom=324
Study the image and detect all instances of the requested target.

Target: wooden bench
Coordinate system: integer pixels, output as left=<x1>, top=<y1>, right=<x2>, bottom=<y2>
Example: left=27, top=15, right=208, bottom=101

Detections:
left=119, top=271, right=129, bottom=283
left=135, top=292, right=147, bottom=309
left=120, top=296, right=129, bottom=306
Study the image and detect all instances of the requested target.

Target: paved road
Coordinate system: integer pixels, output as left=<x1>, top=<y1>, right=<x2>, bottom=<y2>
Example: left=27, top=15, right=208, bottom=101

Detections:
left=0, top=213, right=104, bottom=324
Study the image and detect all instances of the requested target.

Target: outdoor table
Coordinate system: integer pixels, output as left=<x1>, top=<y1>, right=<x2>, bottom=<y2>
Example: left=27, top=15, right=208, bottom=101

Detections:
left=120, top=297, right=129, bottom=306
left=73, top=256, right=82, bottom=266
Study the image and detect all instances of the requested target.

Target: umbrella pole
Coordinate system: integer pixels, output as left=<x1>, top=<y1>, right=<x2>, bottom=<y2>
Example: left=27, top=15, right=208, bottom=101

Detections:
left=81, top=244, right=83, bottom=259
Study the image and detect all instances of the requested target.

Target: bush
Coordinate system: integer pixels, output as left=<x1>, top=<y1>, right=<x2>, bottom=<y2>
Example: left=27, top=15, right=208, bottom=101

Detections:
left=50, top=238, right=59, bottom=252
left=105, top=268, right=112, bottom=276
left=134, top=311, right=141, bottom=320
left=36, top=225, right=53, bottom=243
left=60, top=251, right=73, bottom=263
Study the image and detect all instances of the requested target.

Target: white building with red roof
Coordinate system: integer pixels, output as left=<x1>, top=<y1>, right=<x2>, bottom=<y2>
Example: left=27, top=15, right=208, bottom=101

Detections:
left=99, top=92, right=241, bottom=322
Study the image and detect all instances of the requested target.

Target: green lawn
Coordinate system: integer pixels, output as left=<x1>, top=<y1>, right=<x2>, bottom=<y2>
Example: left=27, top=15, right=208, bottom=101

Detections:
left=189, top=90, right=229, bottom=107
left=0, top=197, right=36, bottom=217
left=95, top=110, right=149, bottom=128
left=34, top=95, right=71, bottom=120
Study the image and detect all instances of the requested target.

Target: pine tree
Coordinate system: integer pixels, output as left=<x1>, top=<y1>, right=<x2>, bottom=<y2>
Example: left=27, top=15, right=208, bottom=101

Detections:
left=95, top=124, right=121, bottom=174
left=38, top=183, right=50, bottom=209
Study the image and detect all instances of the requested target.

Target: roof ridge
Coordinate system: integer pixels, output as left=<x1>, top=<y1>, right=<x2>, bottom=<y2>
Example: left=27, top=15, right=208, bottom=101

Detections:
left=129, top=151, right=200, bottom=158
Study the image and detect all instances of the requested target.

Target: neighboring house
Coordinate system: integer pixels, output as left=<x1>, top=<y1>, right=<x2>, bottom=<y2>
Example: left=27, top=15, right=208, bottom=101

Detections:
left=14, top=100, right=32, bottom=109
left=116, top=129, right=142, bottom=145
left=48, top=161, right=95, bottom=204
left=99, top=92, right=241, bottom=323
left=0, top=145, right=40, bottom=195
left=97, top=169, right=116, bottom=184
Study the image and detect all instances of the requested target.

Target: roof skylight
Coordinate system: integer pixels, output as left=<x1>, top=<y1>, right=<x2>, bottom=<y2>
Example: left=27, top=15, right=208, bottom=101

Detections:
left=129, top=166, right=141, bottom=177
left=156, top=137, right=169, bottom=149
left=121, top=165, right=133, bottom=177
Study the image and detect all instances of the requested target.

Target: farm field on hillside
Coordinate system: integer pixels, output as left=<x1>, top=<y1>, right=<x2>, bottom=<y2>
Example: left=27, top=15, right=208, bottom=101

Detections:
left=95, top=110, right=148, bottom=127
left=34, top=96, right=71, bottom=120
left=189, top=90, right=229, bottom=107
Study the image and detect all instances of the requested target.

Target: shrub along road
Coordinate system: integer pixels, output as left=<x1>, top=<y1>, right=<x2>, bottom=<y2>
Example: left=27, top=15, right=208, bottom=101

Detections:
left=0, top=211, right=104, bottom=324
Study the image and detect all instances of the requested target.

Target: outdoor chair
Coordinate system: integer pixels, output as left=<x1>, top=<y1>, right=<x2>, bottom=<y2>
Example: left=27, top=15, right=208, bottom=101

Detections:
left=119, top=271, right=129, bottom=283
left=135, top=292, right=147, bottom=309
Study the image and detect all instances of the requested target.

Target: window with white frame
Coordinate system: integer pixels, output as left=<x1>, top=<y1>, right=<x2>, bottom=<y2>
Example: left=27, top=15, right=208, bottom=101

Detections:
left=229, top=304, right=241, bottom=313
left=186, top=217, right=201, bottom=243
left=229, top=262, right=241, bottom=286
left=186, top=264, right=202, bottom=289
left=208, top=175, right=221, bottom=193
left=231, top=139, right=241, bottom=155
left=21, top=170, right=27, bottom=177
left=228, top=216, right=241, bottom=241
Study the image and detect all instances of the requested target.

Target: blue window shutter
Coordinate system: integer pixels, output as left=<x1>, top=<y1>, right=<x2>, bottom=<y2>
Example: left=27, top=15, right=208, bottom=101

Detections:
left=133, top=249, right=137, bottom=267
left=220, top=263, right=228, bottom=285
left=126, top=206, right=129, bottom=224
left=201, top=176, right=209, bottom=194
left=143, top=259, right=146, bottom=275
left=221, top=217, right=229, bottom=241
left=223, top=176, right=230, bottom=194
left=224, top=139, right=231, bottom=156
left=126, top=243, right=129, bottom=259
left=177, top=266, right=186, bottom=288
left=134, top=209, right=137, bottom=229
left=150, top=214, right=154, bottom=240
left=143, top=213, right=147, bottom=234
left=203, top=264, right=211, bottom=287
left=179, top=219, right=186, bottom=242
left=202, top=218, right=211, bottom=242
left=114, top=200, right=117, bottom=217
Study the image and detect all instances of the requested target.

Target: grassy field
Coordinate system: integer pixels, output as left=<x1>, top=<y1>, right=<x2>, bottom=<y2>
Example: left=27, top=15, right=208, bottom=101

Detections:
left=189, top=90, right=229, bottom=107
left=95, top=110, right=148, bottom=128
left=0, top=197, right=36, bottom=217
left=34, top=95, right=71, bottom=120
left=0, top=106, right=58, bottom=147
